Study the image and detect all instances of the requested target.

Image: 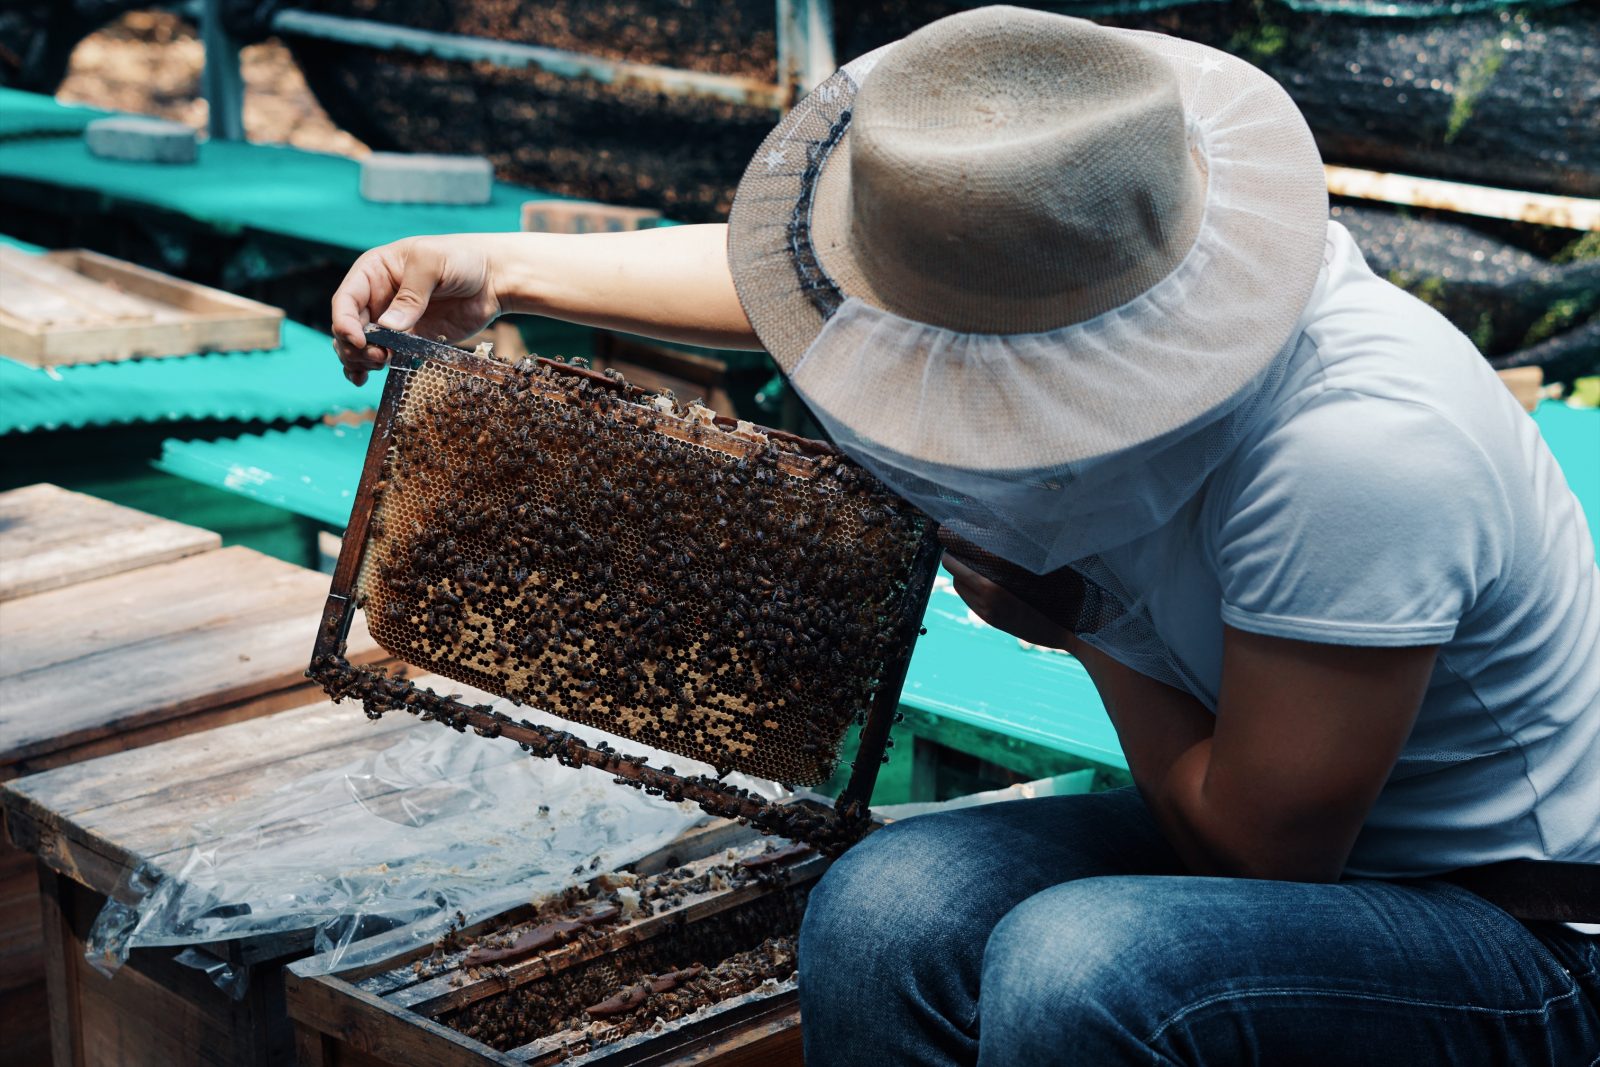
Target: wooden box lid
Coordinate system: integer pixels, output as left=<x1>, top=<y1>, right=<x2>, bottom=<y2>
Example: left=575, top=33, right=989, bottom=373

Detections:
left=0, top=679, right=456, bottom=900
left=0, top=483, right=220, bottom=601
left=0, top=545, right=384, bottom=779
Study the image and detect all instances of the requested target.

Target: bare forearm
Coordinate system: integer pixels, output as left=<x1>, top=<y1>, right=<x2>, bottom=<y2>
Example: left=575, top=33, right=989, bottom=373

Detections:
left=494, top=224, right=761, bottom=350
left=1076, top=636, right=1369, bottom=882
left=1073, top=641, right=1262, bottom=878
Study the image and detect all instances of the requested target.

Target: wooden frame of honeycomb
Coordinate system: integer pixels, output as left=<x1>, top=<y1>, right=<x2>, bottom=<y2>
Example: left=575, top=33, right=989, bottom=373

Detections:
left=309, top=327, right=942, bottom=850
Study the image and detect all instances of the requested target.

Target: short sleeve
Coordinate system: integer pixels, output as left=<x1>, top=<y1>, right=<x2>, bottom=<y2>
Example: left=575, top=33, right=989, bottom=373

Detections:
left=1214, top=390, right=1510, bottom=647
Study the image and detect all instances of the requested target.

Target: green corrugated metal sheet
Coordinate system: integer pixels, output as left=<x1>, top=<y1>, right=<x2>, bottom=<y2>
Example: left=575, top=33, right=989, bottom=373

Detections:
left=0, top=102, right=575, bottom=254
left=0, top=233, right=44, bottom=253
left=1538, top=400, right=1600, bottom=536
left=0, top=88, right=108, bottom=141
left=0, top=316, right=385, bottom=434
left=155, top=422, right=372, bottom=528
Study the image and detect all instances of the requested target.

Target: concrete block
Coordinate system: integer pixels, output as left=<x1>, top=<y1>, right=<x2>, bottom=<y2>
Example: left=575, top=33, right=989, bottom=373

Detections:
left=360, top=153, right=494, bottom=205
left=522, top=199, right=663, bottom=234
left=83, top=116, right=198, bottom=164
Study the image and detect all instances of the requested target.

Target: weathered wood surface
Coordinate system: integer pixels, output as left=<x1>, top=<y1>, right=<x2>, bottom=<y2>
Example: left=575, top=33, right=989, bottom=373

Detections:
left=0, top=489, right=231, bottom=1066
left=0, top=483, right=221, bottom=602
left=0, top=246, right=283, bottom=366
left=0, top=544, right=384, bottom=779
left=1, top=681, right=471, bottom=1067
left=0, top=841, right=48, bottom=1065
left=35, top=858, right=310, bottom=1067
left=0, top=682, right=454, bottom=898
left=0, top=538, right=385, bottom=1066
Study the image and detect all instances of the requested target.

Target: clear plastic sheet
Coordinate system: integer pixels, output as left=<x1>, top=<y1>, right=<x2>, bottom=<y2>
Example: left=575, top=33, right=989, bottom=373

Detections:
left=82, top=709, right=780, bottom=995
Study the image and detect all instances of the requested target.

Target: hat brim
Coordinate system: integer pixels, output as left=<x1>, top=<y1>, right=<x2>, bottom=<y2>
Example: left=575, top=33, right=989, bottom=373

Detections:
left=726, top=27, right=1329, bottom=470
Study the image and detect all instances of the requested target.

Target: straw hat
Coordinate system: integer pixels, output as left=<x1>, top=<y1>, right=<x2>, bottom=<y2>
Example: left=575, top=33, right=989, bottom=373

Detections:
left=727, top=6, right=1329, bottom=473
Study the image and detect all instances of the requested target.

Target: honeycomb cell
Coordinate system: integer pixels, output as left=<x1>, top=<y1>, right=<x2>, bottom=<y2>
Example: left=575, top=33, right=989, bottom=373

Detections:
left=353, top=354, right=933, bottom=786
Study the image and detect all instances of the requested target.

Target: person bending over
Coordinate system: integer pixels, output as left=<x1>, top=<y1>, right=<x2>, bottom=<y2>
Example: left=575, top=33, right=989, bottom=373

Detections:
left=331, top=8, right=1600, bottom=1063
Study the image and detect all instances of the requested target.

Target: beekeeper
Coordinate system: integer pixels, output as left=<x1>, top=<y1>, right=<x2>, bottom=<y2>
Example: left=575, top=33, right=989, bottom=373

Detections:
left=331, top=7, right=1600, bottom=1064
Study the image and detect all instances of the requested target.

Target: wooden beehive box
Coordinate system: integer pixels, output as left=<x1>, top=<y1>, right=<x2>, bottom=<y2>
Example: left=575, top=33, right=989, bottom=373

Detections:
left=0, top=245, right=282, bottom=366
left=287, top=821, right=824, bottom=1067
left=0, top=484, right=387, bottom=1067
left=0, top=485, right=219, bottom=1065
left=0, top=679, right=472, bottom=1067
left=0, top=482, right=220, bottom=600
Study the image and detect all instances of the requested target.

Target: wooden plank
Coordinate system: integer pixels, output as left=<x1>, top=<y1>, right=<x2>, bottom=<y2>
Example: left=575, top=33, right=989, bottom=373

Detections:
left=1325, top=164, right=1600, bottom=231
left=294, top=1024, right=335, bottom=1067
left=3, top=711, right=415, bottom=892
left=0, top=263, right=126, bottom=327
left=57, top=250, right=272, bottom=320
left=37, top=863, right=81, bottom=1067
left=3, top=694, right=416, bottom=825
left=0, top=247, right=282, bottom=367
left=0, top=676, right=474, bottom=900
left=647, top=1013, right=802, bottom=1067
left=0, top=244, right=156, bottom=324
left=72, top=714, right=494, bottom=879
left=286, top=971, right=523, bottom=1067
left=0, top=483, right=221, bottom=602
left=0, top=841, right=47, bottom=1067
left=0, top=962, right=48, bottom=1066
left=37, top=870, right=301, bottom=1066
left=0, top=678, right=353, bottom=782
left=1497, top=366, right=1546, bottom=413
left=7, top=805, right=126, bottom=902
left=0, top=546, right=383, bottom=772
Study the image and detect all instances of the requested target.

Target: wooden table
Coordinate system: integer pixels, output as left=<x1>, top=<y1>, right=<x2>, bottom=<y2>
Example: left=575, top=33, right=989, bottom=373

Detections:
left=0, top=483, right=219, bottom=601
left=0, top=483, right=384, bottom=1066
left=0, top=484, right=213, bottom=1063
left=1, top=688, right=437, bottom=1067
left=0, top=543, right=382, bottom=780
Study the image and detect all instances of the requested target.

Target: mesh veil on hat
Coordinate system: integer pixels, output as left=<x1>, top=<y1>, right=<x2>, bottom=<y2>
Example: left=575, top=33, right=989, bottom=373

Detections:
left=727, top=6, right=1330, bottom=574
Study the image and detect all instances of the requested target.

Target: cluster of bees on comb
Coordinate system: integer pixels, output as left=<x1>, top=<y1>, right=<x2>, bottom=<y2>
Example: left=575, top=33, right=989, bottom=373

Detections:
left=468, top=937, right=798, bottom=1056
left=311, top=342, right=938, bottom=849
left=436, top=848, right=814, bottom=1056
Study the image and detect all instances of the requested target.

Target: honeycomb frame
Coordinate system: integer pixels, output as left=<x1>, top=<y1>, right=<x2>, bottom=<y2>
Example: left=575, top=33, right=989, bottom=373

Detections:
left=309, top=327, right=942, bottom=848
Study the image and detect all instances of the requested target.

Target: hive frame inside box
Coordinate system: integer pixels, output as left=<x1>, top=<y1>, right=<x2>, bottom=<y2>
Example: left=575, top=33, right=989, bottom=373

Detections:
left=309, top=328, right=942, bottom=851
left=286, top=821, right=821, bottom=1066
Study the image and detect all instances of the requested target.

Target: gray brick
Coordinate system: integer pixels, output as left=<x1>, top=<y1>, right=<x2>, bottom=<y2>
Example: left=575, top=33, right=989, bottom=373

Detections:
left=84, top=116, right=198, bottom=164
left=360, top=153, right=494, bottom=205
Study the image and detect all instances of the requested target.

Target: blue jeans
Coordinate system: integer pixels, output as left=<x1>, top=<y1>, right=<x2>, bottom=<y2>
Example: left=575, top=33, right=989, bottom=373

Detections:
left=800, top=789, right=1600, bottom=1065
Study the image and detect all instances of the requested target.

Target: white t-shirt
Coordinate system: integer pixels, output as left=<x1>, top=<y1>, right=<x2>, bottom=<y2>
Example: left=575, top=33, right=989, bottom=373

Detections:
left=1084, top=221, right=1600, bottom=879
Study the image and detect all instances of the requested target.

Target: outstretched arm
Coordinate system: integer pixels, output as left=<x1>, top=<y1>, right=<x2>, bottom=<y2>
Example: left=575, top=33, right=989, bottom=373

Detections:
left=331, top=224, right=760, bottom=384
